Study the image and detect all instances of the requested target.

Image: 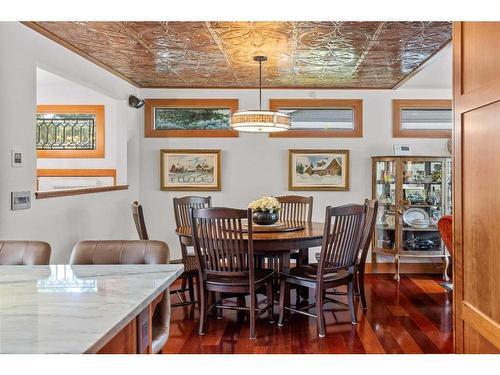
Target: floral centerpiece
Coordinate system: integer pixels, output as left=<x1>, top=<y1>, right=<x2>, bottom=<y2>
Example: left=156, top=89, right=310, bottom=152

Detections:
left=248, top=196, right=281, bottom=225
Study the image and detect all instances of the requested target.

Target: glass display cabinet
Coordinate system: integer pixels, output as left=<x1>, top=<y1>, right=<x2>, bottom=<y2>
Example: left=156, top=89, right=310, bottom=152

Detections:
left=371, top=156, right=452, bottom=281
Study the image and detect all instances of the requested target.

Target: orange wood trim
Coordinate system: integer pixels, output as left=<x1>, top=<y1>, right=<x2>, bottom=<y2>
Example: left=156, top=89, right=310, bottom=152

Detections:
left=144, top=99, right=239, bottom=138
left=36, top=105, right=105, bottom=158
left=365, top=262, right=444, bottom=274
left=462, top=302, right=500, bottom=350
left=37, top=168, right=117, bottom=186
left=452, top=22, right=464, bottom=353
left=392, top=99, right=452, bottom=138
left=269, top=99, right=363, bottom=138
left=35, top=184, right=128, bottom=199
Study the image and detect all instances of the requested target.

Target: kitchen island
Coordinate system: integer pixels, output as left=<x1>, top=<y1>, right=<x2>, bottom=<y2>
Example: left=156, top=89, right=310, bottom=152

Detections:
left=0, top=264, right=183, bottom=354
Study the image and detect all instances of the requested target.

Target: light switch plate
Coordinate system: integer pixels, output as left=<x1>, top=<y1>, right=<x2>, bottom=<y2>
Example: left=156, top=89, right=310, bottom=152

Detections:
left=11, top=149, right=23, bottom=167
left=11, top=191, right=31, bottom=210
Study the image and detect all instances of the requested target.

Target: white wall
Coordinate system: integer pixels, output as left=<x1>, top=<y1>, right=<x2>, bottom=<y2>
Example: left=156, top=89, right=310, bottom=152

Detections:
left=0, top=22, right=140, bottom=263
left=138, top=87, right=452, bottom=262
left=36, top=68, right=128, bottom=184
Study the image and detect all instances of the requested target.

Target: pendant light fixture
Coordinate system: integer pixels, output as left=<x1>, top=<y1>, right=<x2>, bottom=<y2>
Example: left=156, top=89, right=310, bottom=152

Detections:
left=231, top=56, right=291, bottom=133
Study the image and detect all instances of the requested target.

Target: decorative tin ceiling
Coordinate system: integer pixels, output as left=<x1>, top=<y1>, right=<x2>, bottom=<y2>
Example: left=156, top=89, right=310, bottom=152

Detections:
left=26, top=21, right=451, bottom=89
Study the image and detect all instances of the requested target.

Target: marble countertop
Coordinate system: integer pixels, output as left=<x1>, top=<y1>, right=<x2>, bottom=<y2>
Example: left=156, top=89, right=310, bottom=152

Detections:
left=0, top=264, right=183, bottom=354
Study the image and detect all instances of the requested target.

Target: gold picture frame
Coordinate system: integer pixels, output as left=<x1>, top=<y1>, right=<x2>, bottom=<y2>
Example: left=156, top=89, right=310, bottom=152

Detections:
left=160, top=149, right=221, bottom=191
left=288, top=149, right=350, bottom=191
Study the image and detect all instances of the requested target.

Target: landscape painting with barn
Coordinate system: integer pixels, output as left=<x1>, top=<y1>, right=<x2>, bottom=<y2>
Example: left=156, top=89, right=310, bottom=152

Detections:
left=289, top=149, right=349, bottom=191
left=160, top=149, right=221, bottom=191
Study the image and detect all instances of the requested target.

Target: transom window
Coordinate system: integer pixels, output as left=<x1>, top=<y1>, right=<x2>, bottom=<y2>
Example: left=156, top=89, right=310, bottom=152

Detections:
left=393, top=99, right=452, bottom=138
left=279, top=108, right=354, bottom=130
left=144, top=99, right=239, bottom=138
left=268, top=99, right=363, bottom=138
left=36, top=105, right=105, bottom=158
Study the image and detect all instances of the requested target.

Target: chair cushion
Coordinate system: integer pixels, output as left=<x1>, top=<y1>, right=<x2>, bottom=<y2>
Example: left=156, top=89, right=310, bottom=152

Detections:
left=281, top=264, right=350, bottom=283
left=0, top=241, right=51, bottom=265
left=206, top=268, right=274, bottom=286
left=69, top=240, right=169, bottom=265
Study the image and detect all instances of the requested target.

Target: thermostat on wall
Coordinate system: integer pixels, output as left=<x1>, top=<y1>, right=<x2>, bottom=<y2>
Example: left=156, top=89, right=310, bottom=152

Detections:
left=11, top=149, right=23, bottom=167
left=393, top=144, right=412, bottom=156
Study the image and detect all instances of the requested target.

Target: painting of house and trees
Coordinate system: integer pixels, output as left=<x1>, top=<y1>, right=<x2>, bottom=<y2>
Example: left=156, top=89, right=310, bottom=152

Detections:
left=289, top=149, right=349, bottom=191
left=160, top=149, right=221, bottom=191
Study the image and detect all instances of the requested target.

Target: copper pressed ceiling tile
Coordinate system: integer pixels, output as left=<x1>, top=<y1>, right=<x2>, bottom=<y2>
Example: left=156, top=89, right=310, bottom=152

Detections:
left=26, top=21, right=451, bottom=89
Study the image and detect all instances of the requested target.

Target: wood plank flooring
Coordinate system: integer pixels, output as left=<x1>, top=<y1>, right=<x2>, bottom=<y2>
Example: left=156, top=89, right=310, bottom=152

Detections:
left=162, top=274, right=453, bottom=354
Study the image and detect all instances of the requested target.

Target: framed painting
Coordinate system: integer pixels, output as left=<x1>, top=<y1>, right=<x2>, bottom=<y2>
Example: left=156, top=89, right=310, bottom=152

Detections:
left=160, top=149, right=221, bottom=191
left=288, top=149, right=349, bottom=191
left=145, top=99, right=239, bottom=138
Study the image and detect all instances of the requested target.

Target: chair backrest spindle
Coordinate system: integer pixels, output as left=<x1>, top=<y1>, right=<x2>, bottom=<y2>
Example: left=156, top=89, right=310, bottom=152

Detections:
left=174, top=196, right=212, bottom=229
left=276, top=195, right=313, bottom=222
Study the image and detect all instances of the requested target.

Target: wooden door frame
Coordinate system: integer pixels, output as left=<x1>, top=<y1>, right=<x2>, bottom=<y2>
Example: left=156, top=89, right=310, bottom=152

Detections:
left=453, top=21, right=500, bottom=353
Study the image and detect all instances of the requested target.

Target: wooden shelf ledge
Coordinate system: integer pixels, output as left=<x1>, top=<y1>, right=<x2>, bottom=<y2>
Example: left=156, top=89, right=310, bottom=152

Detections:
left=35, top=185, right=129, bottom=199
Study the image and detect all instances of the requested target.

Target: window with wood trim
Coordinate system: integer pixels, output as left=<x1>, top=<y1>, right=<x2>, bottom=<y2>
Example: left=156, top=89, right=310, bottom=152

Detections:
left=392, top=99, right=452, bottom=138
left=268, top=99, right=363, bottom=138
left=36, top=105, right=105, bottom=158
left=144, top=99, right=239, bottom=138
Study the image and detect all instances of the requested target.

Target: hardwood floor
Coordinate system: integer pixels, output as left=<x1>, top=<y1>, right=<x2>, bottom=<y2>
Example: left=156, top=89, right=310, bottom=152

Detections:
left=162, top=274, right=453, bottom=354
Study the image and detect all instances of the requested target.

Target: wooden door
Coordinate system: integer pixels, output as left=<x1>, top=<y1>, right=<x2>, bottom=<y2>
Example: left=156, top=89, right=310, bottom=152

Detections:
left=453, top=22, right=500, bottom=353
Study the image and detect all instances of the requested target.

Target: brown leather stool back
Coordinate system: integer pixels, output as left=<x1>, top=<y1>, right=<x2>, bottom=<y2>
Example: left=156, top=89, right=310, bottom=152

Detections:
left=69, top=240, right=171, bottom=353
left=0, top=241, right=51, bottom=265
left=69, top=240, right=169, bottom=265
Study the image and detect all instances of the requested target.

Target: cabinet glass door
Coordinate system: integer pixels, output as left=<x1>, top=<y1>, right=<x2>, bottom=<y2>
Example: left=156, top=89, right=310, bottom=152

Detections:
left=374, top=160, right=396, bottom=252
left=401, top=160, right=443, bottom=253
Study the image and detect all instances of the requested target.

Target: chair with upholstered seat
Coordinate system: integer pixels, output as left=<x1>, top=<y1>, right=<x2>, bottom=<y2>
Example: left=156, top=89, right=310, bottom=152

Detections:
left=278, top=204, right=365, bottom=337
left=190, top=207, right=274, bottom=339
left=0, top=240, right=51, bottom=265
left=132, top=201, right=197, bottom=307
left=69, top=240, right=171, bottom=354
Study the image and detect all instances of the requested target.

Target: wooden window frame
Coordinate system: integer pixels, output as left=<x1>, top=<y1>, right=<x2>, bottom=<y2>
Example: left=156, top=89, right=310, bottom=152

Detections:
left=144, top=99, right=239, bottom=138
left=268, top=99, right=363, bottom=138
left=392, top=99, right=452, bottom=138
left=36, top=168, right=117, bottom=190
left=36, top=105, right=105, bottom=158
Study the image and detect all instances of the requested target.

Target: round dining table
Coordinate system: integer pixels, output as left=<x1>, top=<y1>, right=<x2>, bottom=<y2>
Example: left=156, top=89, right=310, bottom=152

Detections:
left=175, top=221, right=325, bottom=271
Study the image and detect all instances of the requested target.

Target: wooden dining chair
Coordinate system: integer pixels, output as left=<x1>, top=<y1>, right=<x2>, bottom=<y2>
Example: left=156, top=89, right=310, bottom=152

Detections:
left=354, top=199, right=378, bottom=309
left=131, top=201, right=195, bottom=307
left=276, top=195, right=313, bottom=266
left=132, top=201, right=149, bottom=240
left=315, top=200, right=378, bottom=309
left=278, top=204, right=365, bottom=338
left=190, top=207, right=274, bottom=339
left=172, top=196, right=212, bottom=306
